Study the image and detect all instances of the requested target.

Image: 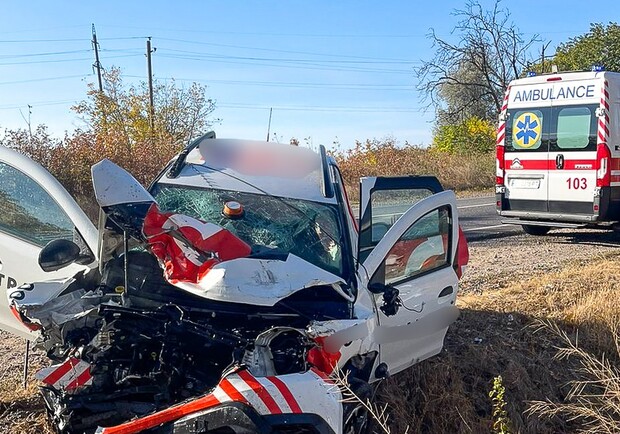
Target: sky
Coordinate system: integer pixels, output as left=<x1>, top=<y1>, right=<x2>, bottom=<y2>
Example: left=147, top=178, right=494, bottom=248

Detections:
left=0, top=1, right=616, bottom=149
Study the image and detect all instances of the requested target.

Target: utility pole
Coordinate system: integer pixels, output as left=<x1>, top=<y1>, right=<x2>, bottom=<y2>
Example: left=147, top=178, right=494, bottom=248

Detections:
left=92, top=24, right=103, bottom=92
left=266, top=108, right=273, bottom=141
left=541, top=41, right=551, bottom=74
left=146, top=37, right=155, bottom=129
left=19, top=105, right=32, bottom=142
left=27, top=105, right=32, bottom=140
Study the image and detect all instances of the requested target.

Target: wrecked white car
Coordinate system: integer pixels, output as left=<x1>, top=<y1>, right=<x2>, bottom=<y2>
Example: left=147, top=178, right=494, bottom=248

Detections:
left=0, top=134, right=468, bottom=434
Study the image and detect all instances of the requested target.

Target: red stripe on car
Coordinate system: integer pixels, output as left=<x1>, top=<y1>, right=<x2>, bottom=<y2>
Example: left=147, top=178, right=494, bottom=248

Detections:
left=236, top=370, right=282, bottom=414
left=41, top=358, right=78, bottom=387
left=265, top=376, right=302, bottom=413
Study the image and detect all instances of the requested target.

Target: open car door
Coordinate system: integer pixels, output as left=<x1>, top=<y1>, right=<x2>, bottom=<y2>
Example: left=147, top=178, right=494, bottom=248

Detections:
left=0, top=146, right=97, bottom=338
left=359, top=176, right=459, bottom=376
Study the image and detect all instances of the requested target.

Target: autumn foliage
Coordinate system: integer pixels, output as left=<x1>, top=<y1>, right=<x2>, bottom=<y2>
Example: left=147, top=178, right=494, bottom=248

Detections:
left=333, top=138, right=494, bottom=201
left=1, top=68, right=216, bottom=217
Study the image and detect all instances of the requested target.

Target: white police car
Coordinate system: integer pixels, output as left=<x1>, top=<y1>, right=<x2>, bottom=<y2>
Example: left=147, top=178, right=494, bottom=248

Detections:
left=0, top=133, right=467, bottom=434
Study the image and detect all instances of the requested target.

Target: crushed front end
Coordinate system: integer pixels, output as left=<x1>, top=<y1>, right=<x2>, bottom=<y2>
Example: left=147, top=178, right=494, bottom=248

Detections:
left=9, top=160, right=361, bottom=434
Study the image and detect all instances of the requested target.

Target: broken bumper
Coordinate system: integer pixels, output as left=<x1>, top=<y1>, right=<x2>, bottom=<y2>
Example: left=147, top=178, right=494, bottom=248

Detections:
left=94, top=368, right=342, bottom=434
left=150, top=402, right=336, bottom=434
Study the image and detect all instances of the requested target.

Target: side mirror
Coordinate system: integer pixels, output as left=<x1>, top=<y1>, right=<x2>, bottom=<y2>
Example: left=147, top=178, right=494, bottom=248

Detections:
left=38, top=239, right=81, bottom=272
left=368, top=282, right=401, bottom=317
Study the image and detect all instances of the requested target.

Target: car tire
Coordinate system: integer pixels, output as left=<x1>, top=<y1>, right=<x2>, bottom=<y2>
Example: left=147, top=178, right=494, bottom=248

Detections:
left=521, top=225, right=551, bottom=236
left=343, top=379, right=373, bottom=434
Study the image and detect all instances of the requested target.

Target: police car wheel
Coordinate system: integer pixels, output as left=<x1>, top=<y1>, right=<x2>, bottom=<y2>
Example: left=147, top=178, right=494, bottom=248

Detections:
left=522, top=225, right=550, bottom=236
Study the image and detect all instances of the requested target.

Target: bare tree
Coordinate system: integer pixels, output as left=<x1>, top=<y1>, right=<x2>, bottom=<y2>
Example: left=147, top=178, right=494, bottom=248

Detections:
left=415, top=0, right=539, bottom=126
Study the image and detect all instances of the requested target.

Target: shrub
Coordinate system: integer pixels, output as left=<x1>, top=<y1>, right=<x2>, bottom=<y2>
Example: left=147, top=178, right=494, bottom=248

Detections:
left=332, top=137, right=494, bottom=201
left=433, top=116, right=496, bottom=155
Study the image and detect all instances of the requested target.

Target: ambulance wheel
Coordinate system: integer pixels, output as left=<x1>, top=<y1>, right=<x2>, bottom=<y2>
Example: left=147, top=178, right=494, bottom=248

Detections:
left=522, top=225, right=550, bottom=236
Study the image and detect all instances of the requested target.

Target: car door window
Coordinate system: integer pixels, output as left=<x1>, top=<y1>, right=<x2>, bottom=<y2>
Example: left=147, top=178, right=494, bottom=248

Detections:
left=370, top=189, right=433, bottom=242
left=359, top=176, right=443, bottom=263
left=0, top=162, right=74, bottom=246
left=384, top=206, right=451, bottom=285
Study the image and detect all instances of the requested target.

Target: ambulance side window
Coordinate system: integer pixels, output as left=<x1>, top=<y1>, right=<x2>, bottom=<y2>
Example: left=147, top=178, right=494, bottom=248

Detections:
left=553, top=105, right=597, bottom=151
left=0, top=162, right=74, bottom=247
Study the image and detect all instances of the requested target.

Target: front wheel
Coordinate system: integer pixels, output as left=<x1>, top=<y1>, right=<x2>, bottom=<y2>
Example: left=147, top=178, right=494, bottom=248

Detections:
left=343, top=379, right=373, bottom=434
left=522, top=224, right=550, bottom=236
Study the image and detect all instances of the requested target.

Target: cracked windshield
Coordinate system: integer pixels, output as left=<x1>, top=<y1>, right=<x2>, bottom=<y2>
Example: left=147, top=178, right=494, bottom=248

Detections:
left=152, top=184, right=343, bottom=276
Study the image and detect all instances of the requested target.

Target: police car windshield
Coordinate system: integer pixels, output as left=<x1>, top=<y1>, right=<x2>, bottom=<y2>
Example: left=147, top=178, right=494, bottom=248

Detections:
left=151, top=184, right=344, bottom=277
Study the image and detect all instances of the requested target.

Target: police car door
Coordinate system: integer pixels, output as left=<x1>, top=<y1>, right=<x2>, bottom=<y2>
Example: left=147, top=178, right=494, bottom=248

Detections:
left=504, top=85, right=550, bottom=214
left=547, top=79, right=600, bottom=216
left=359, top=177, right=459, bottom=376
left=0, top=146, right=97, bottom=338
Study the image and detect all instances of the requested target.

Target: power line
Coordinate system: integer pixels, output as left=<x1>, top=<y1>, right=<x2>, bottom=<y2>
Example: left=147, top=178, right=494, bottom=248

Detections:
left=217, top=103, right=422, bottom=113
left=0, top=74, right=90, bottom=86
left=157, top=48, right=418, bottom=65
left=0, top=53, right=142, bottom=66
left=156, top=53, right=413, bottom=75
left=155, top=37, right=416, bottom=62
left=99, top=24, right=430, bottom=39
left=0, top=37, right=88, bottom=43
left=0, top=36, right=147, bottom=43
left=0, top=99, right=77, bottom=110
left=0, top=49, right=91, bottom=59
left=128, top=74, right=414, bottom=91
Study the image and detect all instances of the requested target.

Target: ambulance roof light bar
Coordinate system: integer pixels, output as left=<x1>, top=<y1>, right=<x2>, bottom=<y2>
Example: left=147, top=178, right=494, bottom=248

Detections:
left=592, top=65, right=605, bottom=72
left=526, top=71, right=537, bottom=77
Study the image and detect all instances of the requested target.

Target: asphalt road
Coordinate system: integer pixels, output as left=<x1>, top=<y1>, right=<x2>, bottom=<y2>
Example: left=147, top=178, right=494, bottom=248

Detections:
left=455, top=195, right=522, bottom=243
left=369, top=195, right=523, bottom=244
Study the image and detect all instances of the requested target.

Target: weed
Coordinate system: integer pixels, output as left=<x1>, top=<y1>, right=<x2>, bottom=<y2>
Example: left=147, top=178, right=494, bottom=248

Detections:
left=489, top=375, right=512, bottom=434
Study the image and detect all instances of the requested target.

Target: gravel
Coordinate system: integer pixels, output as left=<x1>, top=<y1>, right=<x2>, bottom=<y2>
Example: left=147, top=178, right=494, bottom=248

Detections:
left=460, top=227, right=620, bottom=294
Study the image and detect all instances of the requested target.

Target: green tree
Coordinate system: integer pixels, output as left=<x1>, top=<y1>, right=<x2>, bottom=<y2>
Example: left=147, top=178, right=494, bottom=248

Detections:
left=432, top=116, right=496, bottom=154
left=436, top=62, right=498, bottom=126
left=552, top=22, right=620, bottom=72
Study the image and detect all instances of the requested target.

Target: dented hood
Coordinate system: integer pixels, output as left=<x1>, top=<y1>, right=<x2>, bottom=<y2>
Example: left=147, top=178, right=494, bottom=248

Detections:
left=91, top=160, right=348, bottom=307
left=170, top=254, right=347, bottom=306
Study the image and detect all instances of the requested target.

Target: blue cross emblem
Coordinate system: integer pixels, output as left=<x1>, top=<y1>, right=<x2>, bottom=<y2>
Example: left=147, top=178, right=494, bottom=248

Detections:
left=516, top=115, right=539, bottom=145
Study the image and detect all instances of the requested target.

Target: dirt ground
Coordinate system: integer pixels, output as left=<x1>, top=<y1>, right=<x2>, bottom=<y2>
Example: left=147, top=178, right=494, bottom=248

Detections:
left=380, top=227, right=620, bottom=434
left=460, top=227, right=620, bottom=294
left=1, top=227, right=620, bottom=433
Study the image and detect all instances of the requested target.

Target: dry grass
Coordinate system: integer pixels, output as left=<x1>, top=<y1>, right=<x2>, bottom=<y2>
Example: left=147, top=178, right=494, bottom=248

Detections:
left=380, top=252, right=620, bottom=433
left=0, top=334, right=52, bottom=434
left=527, top=321, right=620, bottom=434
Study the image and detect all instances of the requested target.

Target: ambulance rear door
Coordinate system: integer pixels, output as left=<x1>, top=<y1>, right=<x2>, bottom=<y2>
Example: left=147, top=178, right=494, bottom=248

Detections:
left=546, top=77, right=600, bottom=217
left=504, top=84, right=551, bottom=213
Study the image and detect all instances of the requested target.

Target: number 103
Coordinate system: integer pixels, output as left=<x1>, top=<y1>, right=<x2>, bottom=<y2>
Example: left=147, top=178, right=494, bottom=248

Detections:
left=566, top=177, right=587, bottom=190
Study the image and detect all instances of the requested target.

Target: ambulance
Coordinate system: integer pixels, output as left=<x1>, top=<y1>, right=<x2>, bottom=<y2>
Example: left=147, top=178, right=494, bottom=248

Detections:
left=496, top=68, right=620, bottom=234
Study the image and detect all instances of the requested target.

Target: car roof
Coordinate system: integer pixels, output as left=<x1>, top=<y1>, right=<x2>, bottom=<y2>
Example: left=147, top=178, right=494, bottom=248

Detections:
left=156, top=138, right=338, bottom=204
